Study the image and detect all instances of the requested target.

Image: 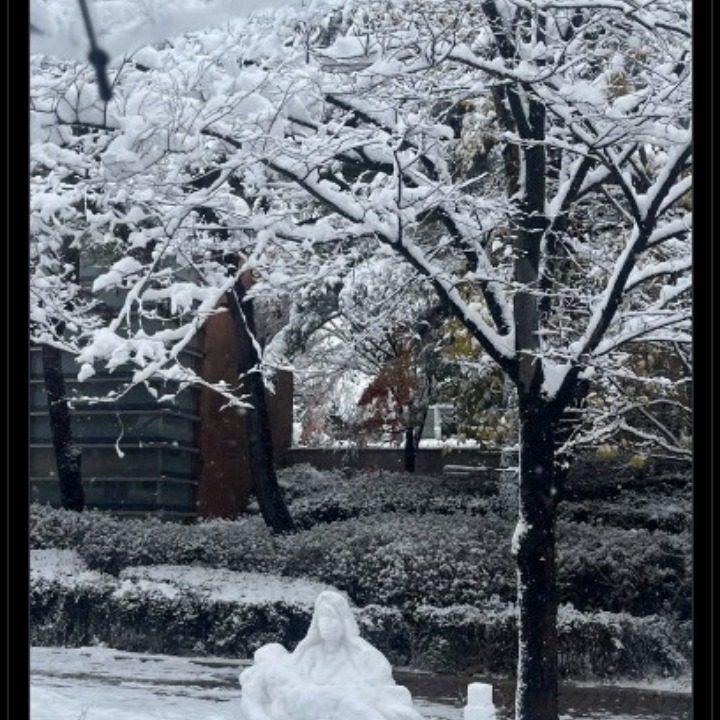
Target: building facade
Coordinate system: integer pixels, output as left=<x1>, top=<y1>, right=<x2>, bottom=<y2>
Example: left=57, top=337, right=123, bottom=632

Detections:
left=30, top=307, right=293, bottom=521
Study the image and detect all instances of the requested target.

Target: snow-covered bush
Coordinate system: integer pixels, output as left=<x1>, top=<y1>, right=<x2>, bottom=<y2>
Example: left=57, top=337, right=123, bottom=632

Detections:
left=557, top=523, right=691, bottom=619
left=560, top=493, right=690, bottom=534
left=409, top=603, right=690, bottom=678
left=556, top=606, right=691, bottom=680
left=410, top=603, right=518, bottom=674
left=280, top=467, right=495, bottom=529
left=30, top=465, right=691, bottom=619
left=562, top=454, right=690, bottom=501
left=31, top=549, right=117, bottom=647
left=30, top=504, right=101, bottom=549
left=30, top=500, right=690, bottom=619
left=30, top=504, right=282, bottom=575
left=31, top=551, right=411, bottom=662
left=356, top=604, right=412, bottom=666
left=276, top=513, right=515, bottom=608
left=30, top=549, right=689, bottom=678
left=277, top=464, right=348, bottom=501
left=79, top=515, right=282, bottom=577
left=30, top=457, right=691, bottom=680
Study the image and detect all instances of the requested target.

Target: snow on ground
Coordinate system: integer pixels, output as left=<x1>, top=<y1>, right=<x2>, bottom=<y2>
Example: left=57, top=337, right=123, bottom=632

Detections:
left=30, top=646, right=460, bottom=720
left=31, top=679, right=240, bottom=720
left=31, top=646, right=690, bottom=720
left=32, top=548, right=338, bottom=607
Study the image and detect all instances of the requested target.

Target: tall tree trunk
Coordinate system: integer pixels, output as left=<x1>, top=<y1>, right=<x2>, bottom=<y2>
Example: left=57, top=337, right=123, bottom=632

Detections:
left=514, top=397, right=559, bottom=720
left=404, top=394, right=431, bottom=474
left=228, top=279, right=294, bottom=534
left=507, top=31, right=558, bottom=711
left=40, top=340, right=84, bottom=511
left=403, top=426, right=416, bottom=473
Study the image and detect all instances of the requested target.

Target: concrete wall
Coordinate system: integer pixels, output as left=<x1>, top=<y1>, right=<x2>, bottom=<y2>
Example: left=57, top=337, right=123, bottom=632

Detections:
left=280, top=447, right=502, bottom=476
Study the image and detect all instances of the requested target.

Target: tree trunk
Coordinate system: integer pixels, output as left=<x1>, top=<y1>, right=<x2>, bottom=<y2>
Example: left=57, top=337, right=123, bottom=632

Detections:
left=40, top=341, right=84, bottom=512
left=514, top=397, right=559, bottom=720
left=403, top=426, right=416, bottom=473
left=228, top=279, right=294, bottom=534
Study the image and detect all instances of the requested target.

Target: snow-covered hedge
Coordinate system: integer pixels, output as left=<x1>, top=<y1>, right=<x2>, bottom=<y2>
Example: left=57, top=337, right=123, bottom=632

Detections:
left=30, top=465, right=691, bottom=678
left=279, top=465, right=498, bottom=529
left=31, top=504, right=514, bottom=607
left=557, top=523, right=690, bottom=619
left=560, top=492, right=690, bottom=533
left=32, top=505, right=280, bottom=575
left=30, top=550, right=690, bottom=679
left=30, top=551, right=412, bottom=664
left=30, top=500, right=689, bottom=619
left=561, top=454, right=690, bottom=501
left=409, top=603, right=690, bottom=679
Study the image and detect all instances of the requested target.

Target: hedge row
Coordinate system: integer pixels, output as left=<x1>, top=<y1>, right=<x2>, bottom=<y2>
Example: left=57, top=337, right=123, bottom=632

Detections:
left=30, top=502, right=691, bottom=619
left=280, top=466, right=498, bottom=528
left=276, top=463, right=692, bottom=532
left=30, top=565, right=690, bottom=679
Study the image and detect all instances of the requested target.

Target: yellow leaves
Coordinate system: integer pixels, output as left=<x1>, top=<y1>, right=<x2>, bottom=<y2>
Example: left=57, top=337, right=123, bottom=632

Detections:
left=453, top=98, right=499, bottom=177
left=596, top=444, right=619, bottom=460
left=627, top=49, right=648, bottom=64
left=442, top=318, right=480, bottom=360
left=606, top=71, right=634, bottom=100
left=627, top=453, right=648, bottom=470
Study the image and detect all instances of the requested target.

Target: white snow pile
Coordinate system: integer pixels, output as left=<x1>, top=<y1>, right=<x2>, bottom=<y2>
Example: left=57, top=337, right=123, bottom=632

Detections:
left=117, top=564, right=335, bottom=606
left=32, top=548, right=337, bottom=608
left=31, top=548, right=113, bottom=588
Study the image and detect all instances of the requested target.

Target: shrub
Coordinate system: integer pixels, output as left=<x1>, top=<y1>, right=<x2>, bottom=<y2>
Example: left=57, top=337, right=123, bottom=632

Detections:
left=559, top=494, right=690, bottom=534
left=556, top=606, right=691, bottom=679
left=67, top=513, right=281, bottom=576
left=280, top=466, right=494, bottom=529
left=275, top=512, right=516, bottom=609
left=30, top=503, right=99, bottom=549
left=407, top=604, right=690, bottom=678
left=557, top=522, right=691, bottom=619
left=30, top=466, right=690, bottom=620
left=562, top=455, right=690, bottom=501
left=410, top=603, right=518, bottom=674
left=31, top=554, right=689, bottom=679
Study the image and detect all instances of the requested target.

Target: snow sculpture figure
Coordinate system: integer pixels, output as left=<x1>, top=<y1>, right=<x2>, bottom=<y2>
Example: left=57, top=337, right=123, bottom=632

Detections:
left=239, top=590, right=422, bottom=720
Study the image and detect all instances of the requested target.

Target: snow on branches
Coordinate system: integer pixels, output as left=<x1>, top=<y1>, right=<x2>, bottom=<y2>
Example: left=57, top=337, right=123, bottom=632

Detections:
left=31, top=0, right=691, bottom=451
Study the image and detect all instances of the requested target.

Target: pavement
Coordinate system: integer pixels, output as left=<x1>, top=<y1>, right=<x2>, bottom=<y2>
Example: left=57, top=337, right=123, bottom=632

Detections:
left=30, top=646, right=690, bottom=720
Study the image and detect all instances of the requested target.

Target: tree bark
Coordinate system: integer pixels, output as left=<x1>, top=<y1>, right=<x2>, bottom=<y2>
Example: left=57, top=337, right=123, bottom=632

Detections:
left=228, top=279, right=295, bottom=534
left=403, top=426, right=416, bottom=473
left=40, top=341, right=84, bottom=512
left=514, top=397, right=559, bottom=720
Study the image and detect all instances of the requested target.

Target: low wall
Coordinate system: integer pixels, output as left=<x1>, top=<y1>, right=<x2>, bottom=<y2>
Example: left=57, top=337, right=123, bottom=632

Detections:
left=281, top=447, right=502, bottom=476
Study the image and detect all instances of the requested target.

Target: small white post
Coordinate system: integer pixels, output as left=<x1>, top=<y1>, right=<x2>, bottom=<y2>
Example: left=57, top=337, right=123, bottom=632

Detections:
left=432, top=405, right=442, bottom=440
left=463, top=682, right=496, bottom=720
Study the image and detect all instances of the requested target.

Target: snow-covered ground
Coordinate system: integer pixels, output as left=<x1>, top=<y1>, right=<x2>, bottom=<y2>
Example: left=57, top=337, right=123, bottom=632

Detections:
left=30, top=646, right=460, bottom=720
left=31, top=646, right=690, bottom=720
